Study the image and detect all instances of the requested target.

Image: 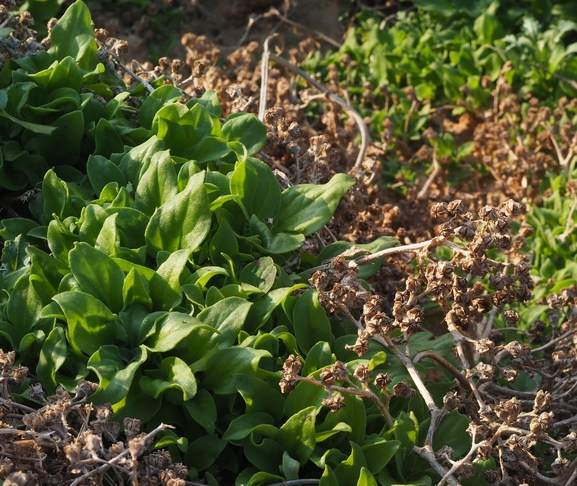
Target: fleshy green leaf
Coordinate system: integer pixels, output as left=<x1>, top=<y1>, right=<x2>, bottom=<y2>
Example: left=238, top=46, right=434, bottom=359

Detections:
left=145, top=312, right=206, bottom=353
left=333, top=441, right=368, bottom=484
left=235, top=373, right=285, bottom=422
left=239, top=256, right=276, bottom=294
left=87, top=155, right=127, bottom=197
left=36, top=325, right=67, bottom=394
left=69, top=242, right=125, bottom=313
left=178, top=296, right=250, bottom=367
left=185, top=434, right=227, bottom=472
left=320, top=465, right=339, bottom=486
left=358, top=467, right=378, bottom=486
left=145, top=171, right=211, bottom=255
left=278, top=406, right=317, bottom=464
left=134, top=150, right=178, bottom=217
left=7, top=273, right=44, bottom=334
left=202, top=347, right=271, bottom=394
left=231, top=157, right=281, bottom=219
left=362, top=436, right=401, bottom=474
left=48, top=0, right=98, bottom=70
left=0, top=110, right=57, bottom=134
left=273, top=173, right=355, bottom=235
left=52, top=291, right=118, bottom=355
left=293, top=289, right=333, bottom=355
left=137, top=84, right=182, bottom=129
left=140, top=356, right=197, bottom=401
left=221, top=113, right=267, bottom=155
left=222, top=412, right=275, bottom=442
left=88, top=344, right=148, bottom=405
left=184, top=389, right=217, bottom=434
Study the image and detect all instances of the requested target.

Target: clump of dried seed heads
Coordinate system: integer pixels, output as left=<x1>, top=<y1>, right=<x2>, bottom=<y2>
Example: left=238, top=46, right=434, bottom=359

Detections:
left=281, top=198, right=577, bottom=484
left=0, top=350, right=186, bottom=486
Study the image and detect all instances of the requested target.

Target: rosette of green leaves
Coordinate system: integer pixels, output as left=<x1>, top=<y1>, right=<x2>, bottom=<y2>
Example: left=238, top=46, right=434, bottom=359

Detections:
left=0, top=0, right=152, bottom=194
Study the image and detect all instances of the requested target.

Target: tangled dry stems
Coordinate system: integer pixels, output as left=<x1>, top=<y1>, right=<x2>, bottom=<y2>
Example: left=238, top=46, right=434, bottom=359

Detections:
left=0, top=350, right=188, bottom=486
left=281, top=197, right=577, bottom=485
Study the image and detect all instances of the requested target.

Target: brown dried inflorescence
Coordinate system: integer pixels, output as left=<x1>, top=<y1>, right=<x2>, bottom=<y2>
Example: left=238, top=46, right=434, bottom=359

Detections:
left=283, top=191, right=577, bottom=484
left=0, top=354, right=185, bottom=485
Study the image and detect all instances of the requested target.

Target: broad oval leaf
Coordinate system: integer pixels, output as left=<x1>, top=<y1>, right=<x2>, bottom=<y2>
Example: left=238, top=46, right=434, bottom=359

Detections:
left=134, top=150, right=178, bottom=217
left=36, top=325, right=67, bottom=395
left=69, top=242, right=125, bottom=313
left=278, top=405, right=317, bottom=464
left=231, top=157, right=281, bottom=219
left=273, top=173, right=355, bottom=235
left=293, top=289, right=333, bottom=355
left=202, top=347, right=271, bottom=394
left=145, top=171, right=211, bottom=255
left=88, top=344, right=148, bottom=405
left=145, top=311, right=207, bottom=353
left=140, top=356, right=197, bottom=401
left=48, top=0, right=98, bottom=69
left=221, top=112, right=267, bottom=155
left=52, top=291, right=118, bottom=356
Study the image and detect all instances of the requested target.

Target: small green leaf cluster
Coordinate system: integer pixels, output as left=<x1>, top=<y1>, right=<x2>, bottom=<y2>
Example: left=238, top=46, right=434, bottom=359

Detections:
left=525, top=171, right=577, bottom=300
left=0, top=0, right=153, bottom=194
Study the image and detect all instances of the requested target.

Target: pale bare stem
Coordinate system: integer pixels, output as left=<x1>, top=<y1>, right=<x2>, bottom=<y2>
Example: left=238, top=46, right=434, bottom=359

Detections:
left=0, top=14, right=14, bottom=29
left=553, top=378, right=577, bottom=399
left=413, top=445, right=460, bottom=486
left=413, top=351, right=471, bottom=392
left=531, top=328, right=577, bottom=353
left=518, top=461, right=563, bottom=485
left=349, top=230, right=512, bottom=272
left=441, top=238, right=515, bottom=270
left=438, top=430, right=482, bottom=486
left=69, top=423, right=174, bottom=486
left=482, top=382, right=536, bottom=399
left=1, top=400, right=36, bottom=414
left=480, top=305, right=498, bottom=341
left=446, top=325, right=485, bottom=407
left=269, top=53, right=369, bottom=170
left=362, top=383, right=394, bottom=428
left=265, top=8, right=341, bottom=48
left=350, top=239, right=436, bottom=267
left=404, top=99, right=418, bottom=134
left=258, top=34, right=275, bottom=122
left=379, top=335, right=439, bottom=413
left=552, top=415, right=577, bottom=430
left=234, top=14, right=262, bottom=50
left=116, top=59, right=154, bottom=94
left=417, top=144, right=441, bottom=200
left=548, top=130, right=571, bottom=170
left=563, top=467, right=577, bottom=486
left=424, top=409, right=447, bottom=451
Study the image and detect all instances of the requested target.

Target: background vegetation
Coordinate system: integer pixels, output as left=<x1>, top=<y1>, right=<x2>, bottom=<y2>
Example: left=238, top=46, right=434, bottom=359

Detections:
left=1, top=0, right=577, bottom=485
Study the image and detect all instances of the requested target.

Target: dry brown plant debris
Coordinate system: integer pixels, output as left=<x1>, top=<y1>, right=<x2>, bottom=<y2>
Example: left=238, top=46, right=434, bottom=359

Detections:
left=0, top=1, right=47, bottom=68
left=0, top=350, right=186, bottom=486
left=281, top=198, right=577, bottom=485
